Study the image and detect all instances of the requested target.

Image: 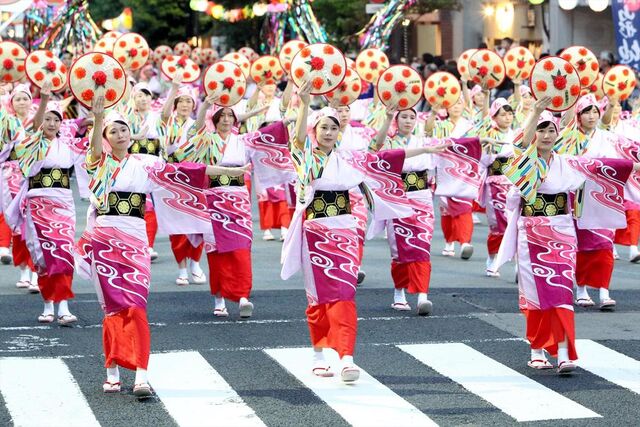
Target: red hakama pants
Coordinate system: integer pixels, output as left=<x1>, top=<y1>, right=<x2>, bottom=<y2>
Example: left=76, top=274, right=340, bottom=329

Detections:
left=103, top=307, right=150, bottom=370
left=306, top=301, right=357, bottom=358
left=207, top=249, right=252, bottom=302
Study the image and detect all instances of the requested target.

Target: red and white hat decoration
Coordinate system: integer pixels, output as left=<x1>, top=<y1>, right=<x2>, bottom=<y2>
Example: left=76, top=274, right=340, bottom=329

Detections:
left=153, top=45, right=173, bottom=64
left=325, top=68, right=362, bottom=106
left=25, top=50, right=68, bottom=92
left=279, top=39, right=308, bottom=75
left=602, top=65, right=637, bottom=101
left=290, top=43, right=347, bottom=95
left=238, top=47, right=258, bottom=62
left=503, top=46, right=535, bottom=81
left=250, top=55, right=284, bottom=85
left=468, top=49, right=505, bottom=89
left=161, top=54, right=201, bottom=83
left=582, top=72, right=605, bottom=99
left=68, top=52, right=128, bottom=109
left=191, top=47, right=203, bottom=64
left=203, top=61, right=247, bottom=107
left=457, top=49, right=477, bottom=81
left=0, top=41, right=27, bottom=83
left=376, top=65, right=423, bottom=110
left=201, top=48, right=218, bottom=65
left=423, top=71, right=461, bottom=108
left=174, top=42, right=191, bottom=57
left=355, top=48, right=389, bottom=83
left=94, top=31, right=121, bottom=54
left=222, top=52, right=251, bottom=77
left=113, top=33, right=150, bottom=71
left=560, top=46, right=599, bottom=87
left=530, top=56, right=581, bottom=112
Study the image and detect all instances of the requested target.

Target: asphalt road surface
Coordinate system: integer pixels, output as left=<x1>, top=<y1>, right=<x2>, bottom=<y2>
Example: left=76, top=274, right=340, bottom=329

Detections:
left=0, top=195, right=639, bottom=426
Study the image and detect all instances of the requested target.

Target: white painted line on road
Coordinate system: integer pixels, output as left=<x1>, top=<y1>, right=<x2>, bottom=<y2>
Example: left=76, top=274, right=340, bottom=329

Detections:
left=265, top=347, right=437, bottom=427
left=398, top=343, right=601, bottom=422
left=148, top=351, right=266, bottom=427
left=0, top=357, right=100, bottom=427
left=577, top=339, right=640, bottom=395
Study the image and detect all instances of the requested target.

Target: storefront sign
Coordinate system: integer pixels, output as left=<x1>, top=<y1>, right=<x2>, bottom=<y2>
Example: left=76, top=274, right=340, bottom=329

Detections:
left=612, top=0, right=640, bottom=71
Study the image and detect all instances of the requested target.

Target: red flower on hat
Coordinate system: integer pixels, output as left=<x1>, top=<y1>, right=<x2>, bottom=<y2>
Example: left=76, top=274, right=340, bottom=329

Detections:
left=381, top=91, right=392, bottom=101
left=2, top=74, right=12, bottom=82
left=552, top=73, right=567, bottom=91
left=220, top=94, right=230, bottom=104
left=478, top=66, right=488, bottom=77
left=129, top=48, right=138, bottom=57
left=223, top=77, right=234, bottom=89
left=331, top=64, right=342, bottom=76
left=45, top=61, right=56, bottom=72
left=543, top=60, right=554, bottom=71
left=177, top=57, right=187, bottom=67
left=60, top=65, right=67, bottom=74
left=535, top=80, right=547, bottom=92
left=237, top=86, right=244, bottom=96
left=618, top=81, right=628, bottom=91
left=312, top=77, right=324, bottom=89
left=105, top=89, right=117, bottom=102
left=294, top=68, right=305, bottom=79
left=340, top=95, right=350, bottom=105
left=581, top=76, right=590, bottom=86
left=398, top=98, right=409, bottom=109
left=81, top=89, right=94, bottom=102
left=51, top=77, right=61, bottom=87
left=323, top=45, right=335, bottom=55
left=92, top=54, right=104, bottom=65
left=2, top=59, right=14, bottom=70
left=570, top=84, right=581, bottom=96
left=34, top=71, right=44, bottom=81
left=92, top=71, right=107, bottom=86
left=516, top=59, right=525, bottom=68
left=394, top=81, right=407, bottom=93
left=370, top=61, right=378, bottom=70
left=208, top=81, right=218, bottom=91
left=412, top=85, right=421, bottom=95
left=310, top=57, right=325, bottom=71
left=113, top=68, right=123, bottom=80
left=436, top=87, right=446, bottom=97
left=576, top=61, right=586, bottom=72
left=74, top=67, right=86, bottom=79
left=551, top=96, right=563, bottom=108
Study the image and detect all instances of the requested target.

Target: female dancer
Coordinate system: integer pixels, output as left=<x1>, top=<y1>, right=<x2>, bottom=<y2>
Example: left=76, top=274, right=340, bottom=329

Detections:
left=82, top=96, right=247, bottom=397
left=492, top=96, right=639, bottom=373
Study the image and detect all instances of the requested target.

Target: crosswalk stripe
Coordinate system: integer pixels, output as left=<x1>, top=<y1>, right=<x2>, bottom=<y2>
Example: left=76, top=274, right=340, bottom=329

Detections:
left=398, top=343, right=601, bottom=422
left=0, top=357, right=100, bottom=427
left=265, top=347, right=438, bottom=427
left=148, top=351, right=266, bottom=427
left=577, top=339, right=640, bottom=395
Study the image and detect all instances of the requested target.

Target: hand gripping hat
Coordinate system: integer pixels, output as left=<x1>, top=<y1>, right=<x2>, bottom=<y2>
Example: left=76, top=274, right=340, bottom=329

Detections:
left=355, top=48, right=390, bottom=83
left=0, top=41, right=27, bottom=83
left=468, top=49, right=505, bottom=89
left=602, top=65, right=637, bottom=101
left=291, top=43, right=347, bottom=95
left=560, top=46, right=599, bottom=88
left=222, top=52, right=251, bottom=77
left=161, top=54, right=201, bottom=83
left=325, top=67, right=362, bottom=106
left=279, top=39, right=308, bottom=75
left=203, top=61, right=247, bottom=107
left=250, top=55, right=284, bottom=86
left=457, top=49, right=477, bottom=81
left=530, top=56, right=581, bottom=112
left=113, top=32, right=150, bottom=71
left=25, top=50, right=68, bottom=92
left=376, top=65, right=423, bottom=110
left=503, top=46, right=536, bottom=81
left=174, top=42, right=191, bottom=57
left=68, top=52, right=128, bottom=109
left=423, top=71, right=461, bottom=108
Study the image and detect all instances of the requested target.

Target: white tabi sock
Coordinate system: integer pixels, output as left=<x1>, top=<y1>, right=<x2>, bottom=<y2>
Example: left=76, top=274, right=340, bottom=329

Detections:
left=43, top=301, right=54, bottom=315
left=444, top=242, right=454, bottom=251
left=530, top=348, right=546, bottom=361
left=417, top=293, right=429, bottom=305
left=313, top=348, right=325, bottom=363
left=341, top=355, right=354, bottom=368
left=177, top=268, right=188, bottom=279
left=31, top=272, right=38, bottom=286
left=135, top=368, right=148, bottom=385
left=189, top=259, right=203, bottom=275
left=214, top=297, right=226, bottom=310
left=107, top=366, right=120, bottom=383
left=485, top=255, right=495, bottom=270
left=19, top=267, right=30, bottom=282
left=57, top=300, right=71, bottom=317
left=280, top=227, right=288, bottom=238
left=576, top=285, right=590, bottom=300
left=394, top=288, right=407, bottom=304
left=630, top=245, right=639, bottom=259
left=557, top=340, right=570, bottom=363
left=599, top=288, right=610, bottom=301
left=239, top=297, right=249, bottom=305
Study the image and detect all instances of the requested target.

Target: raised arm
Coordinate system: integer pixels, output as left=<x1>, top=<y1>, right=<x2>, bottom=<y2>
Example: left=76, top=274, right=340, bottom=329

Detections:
left=373, top=104, right=397, bottom=151
left=461, top=79, right=471, bottom=108
left=423, top=103, right=441, bottom=136
left=280, top=79, right=294, bottom=113
left=522, top=96, right=552, bottom=148
left=600, top=98, right=618, bottom=128
left=89, top=96, right=106, bottom=163
left=195, top=93, right=217, bottom=131
left=481, top=88, right=490, bottom=118
left=161, top=74, right=183, bottom=123
left=513, top=80, right=522, bottom=107
left=237, top=103, right=270, bottom=123
left=246, top=82, right=262, bottom=110
left=293, top=80, right=312, bottom=150
left=32, top=81, right=52, bottom=130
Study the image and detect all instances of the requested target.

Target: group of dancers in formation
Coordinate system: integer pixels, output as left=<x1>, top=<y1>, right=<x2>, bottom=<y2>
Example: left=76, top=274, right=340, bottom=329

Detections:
left=1, top=39, right=640, bottom=397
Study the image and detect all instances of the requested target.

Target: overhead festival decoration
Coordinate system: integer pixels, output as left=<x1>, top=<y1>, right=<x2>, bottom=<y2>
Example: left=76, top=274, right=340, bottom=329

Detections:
left=356, top=0, right=417, bottom=50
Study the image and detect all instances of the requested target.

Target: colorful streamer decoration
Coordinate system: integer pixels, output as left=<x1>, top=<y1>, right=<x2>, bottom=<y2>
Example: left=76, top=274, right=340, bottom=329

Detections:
left=356, top=0, right=416, bottom=50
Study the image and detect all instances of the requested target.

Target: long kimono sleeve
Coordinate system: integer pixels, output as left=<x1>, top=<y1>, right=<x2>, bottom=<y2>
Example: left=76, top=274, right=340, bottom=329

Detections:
left=433, top=137, right=483, bottom=199
left=142, top=159, right=212, bottom=235
left=612, top=136, right=640, bottom=204
left=566, top=156, right=634, bottom=230
left=243, top=120, right=296, bottom=189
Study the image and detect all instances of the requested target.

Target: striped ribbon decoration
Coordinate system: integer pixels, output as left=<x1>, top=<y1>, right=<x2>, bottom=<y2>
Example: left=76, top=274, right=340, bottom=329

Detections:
left=87, top=153, right=129, bottom=213
left=502, top=131, right=549, bottom=204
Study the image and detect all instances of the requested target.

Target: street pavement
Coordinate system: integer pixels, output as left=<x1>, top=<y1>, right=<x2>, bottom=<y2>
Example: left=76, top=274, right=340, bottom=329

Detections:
left=0, top=195, right=639, bottom=426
